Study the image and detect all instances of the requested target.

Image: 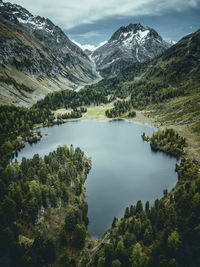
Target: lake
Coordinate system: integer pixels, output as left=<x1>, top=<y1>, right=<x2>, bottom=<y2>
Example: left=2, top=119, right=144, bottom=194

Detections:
left=16, top=119, right=178, bottom=238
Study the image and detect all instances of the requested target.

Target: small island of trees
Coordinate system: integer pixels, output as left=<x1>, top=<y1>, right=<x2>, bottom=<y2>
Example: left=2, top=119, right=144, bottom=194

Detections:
left=142, top=128, right=187, bottom=157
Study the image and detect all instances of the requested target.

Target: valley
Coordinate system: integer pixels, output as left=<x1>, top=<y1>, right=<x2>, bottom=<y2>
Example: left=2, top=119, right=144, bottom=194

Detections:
left=0, top=0, right=200, bottom=266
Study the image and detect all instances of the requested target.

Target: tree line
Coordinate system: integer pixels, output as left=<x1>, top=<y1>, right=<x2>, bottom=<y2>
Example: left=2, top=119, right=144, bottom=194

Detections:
left=105, top=100, right=136, bottom=118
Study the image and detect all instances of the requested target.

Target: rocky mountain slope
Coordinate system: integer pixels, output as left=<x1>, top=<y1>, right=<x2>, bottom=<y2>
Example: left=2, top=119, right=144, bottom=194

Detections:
left=0, top=0, right=99, bottom=106
left=151, top=29, right=200, bottom=84
left=91, top=23, right=171, bottom=78
left=115, top=28, right=200, bottom=90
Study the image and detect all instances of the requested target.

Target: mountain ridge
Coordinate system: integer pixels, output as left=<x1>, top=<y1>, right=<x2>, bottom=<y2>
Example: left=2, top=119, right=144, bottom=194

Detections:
left=0, top=0, right=99, bottom=106
left=91, top=23, right=171, bottom=78
left=84, top=28, right=200, bottom=147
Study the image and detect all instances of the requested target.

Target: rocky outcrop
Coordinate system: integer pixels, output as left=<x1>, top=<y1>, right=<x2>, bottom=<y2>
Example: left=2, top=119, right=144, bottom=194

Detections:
left=0, top=0, right=99, bottom=81
left=0, top=0, right=101, bottom=106
left=91, top=23, right=171, bottom=78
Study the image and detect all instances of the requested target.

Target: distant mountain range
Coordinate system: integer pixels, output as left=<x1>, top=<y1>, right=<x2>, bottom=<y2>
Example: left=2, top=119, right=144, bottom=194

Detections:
left=0, top=0, right=191, bottom=106
left=72, top=40, right=107, bottom=53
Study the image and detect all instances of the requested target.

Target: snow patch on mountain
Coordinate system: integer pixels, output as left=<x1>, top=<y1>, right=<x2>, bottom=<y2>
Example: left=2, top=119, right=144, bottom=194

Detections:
left=122, top=30, right=150, bottom=47
left=17, top=17, right=46, bottom=30
left=135, top=47, right=140, bottom=62
left=0, top=0, right=99, bottom=83
left=107, top=58, right=120, bottom=65
left=72, top=40, right=107, bottom=52
left=91, top=23, right=171, bottom=78
left=169, top=40, right=177, bottom=45
left=72, top=40, right=96, bottom=51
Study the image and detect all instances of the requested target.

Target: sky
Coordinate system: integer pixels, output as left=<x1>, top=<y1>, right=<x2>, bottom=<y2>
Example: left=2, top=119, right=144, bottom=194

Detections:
left=7, top=0, right=200, bottom=47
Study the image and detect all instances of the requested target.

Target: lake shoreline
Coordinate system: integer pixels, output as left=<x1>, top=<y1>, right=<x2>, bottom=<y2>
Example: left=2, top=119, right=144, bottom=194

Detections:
left=33, top=104, right=199, bottom=161
left=16, top=119, right=178, bottom=239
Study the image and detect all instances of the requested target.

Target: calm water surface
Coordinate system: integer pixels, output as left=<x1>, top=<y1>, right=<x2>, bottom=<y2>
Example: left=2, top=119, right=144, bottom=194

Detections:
left=16, top=120, right=178, bottom=238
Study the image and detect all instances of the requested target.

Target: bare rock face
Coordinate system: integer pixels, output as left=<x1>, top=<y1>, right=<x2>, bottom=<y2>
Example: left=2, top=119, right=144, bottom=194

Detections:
left=0, top=0, right=98, bottom=82
left=91, top=23, right=171, bottom=78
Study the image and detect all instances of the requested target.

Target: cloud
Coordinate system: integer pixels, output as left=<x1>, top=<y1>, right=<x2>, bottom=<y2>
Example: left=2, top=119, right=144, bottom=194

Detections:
left=8, top=0, right=200, bottom=30
left=73, top=31, right=104, bottom=39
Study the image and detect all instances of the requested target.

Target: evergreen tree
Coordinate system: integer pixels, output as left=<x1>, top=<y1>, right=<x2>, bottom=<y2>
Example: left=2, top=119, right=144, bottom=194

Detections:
left=136, top=200, right=143, bottom=214
left=73, top=224, right=86, bottom=249
left=124, top=207, right=130, bottom=218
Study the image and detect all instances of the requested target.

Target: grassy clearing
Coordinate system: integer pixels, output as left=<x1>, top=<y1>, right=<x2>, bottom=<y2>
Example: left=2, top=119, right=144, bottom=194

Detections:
left=146, top=93, right=200, bottom=160
left=53, top=103, right=114, bottom=121
left=82, top=103, right=114, bottom=120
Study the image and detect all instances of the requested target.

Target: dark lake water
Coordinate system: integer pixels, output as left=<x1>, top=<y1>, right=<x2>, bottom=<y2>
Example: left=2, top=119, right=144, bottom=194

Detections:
left=16, top=119, right=178, bottom=238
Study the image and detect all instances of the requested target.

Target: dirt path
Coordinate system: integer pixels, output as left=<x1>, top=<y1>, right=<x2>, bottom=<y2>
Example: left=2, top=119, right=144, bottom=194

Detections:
left=78, top=232, right=110, bottom=267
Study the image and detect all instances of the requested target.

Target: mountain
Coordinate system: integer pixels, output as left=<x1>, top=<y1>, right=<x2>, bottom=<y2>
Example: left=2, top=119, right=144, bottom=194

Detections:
left=0, top=0, right=99, bottom=106
left=93, top=28, right=200, bottom=96
left=88, top=28, right=200, bottom=143
left=169, top=40, right=177, bottom=45
left=125, top=28, right=200, bottom=87
left=91, top=23, right=171, bottom=78
left=72, top=40, right=108, bottom=57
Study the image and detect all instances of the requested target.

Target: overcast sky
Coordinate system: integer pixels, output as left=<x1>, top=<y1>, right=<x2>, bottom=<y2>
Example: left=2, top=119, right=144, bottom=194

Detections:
left=7, top=0, right=200, bottom=46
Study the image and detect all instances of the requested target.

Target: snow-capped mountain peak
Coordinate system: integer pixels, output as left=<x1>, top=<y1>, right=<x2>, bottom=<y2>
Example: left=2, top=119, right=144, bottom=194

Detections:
left=72, top=40, right=107, bottom=52
left=169, top=40, right=177, bottom=45
left=91, top=23, right=171, bottom=78
left=121, top=29, right=150, bottom=47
